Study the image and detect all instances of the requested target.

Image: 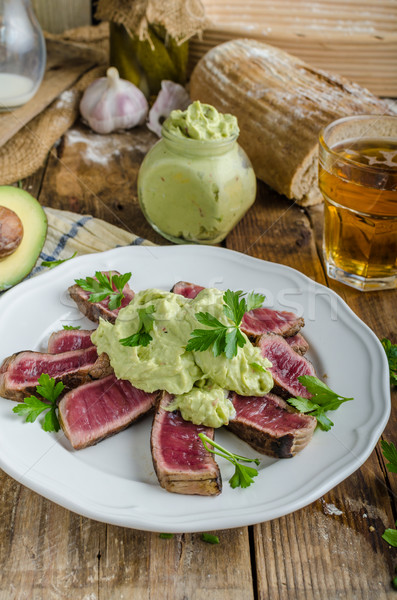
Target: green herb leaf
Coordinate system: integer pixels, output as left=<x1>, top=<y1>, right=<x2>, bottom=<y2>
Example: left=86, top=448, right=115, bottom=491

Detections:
left=62, top=325, right=81, bottom=330
left=381, top=338, right=397, bottom=386
left=41, top=252, right=77, bottom=268
left=119, top=305, right=155, bottom=347
left=159, top=533, right=174, bottom=539
left=250, top=362, right=267, bottom=373
left=199, top=433, right=260, bottom=489
left=186, top=289, right=265, bottom=359
left=288, top=375, right=353, bottom=431
left=75, top=271, right=131, bottom=310
left=12, top=373, right=63, bottom=432
left=381, top=440, right=397, bottom=474
left=382, top=523, right=397, bottom=547
left=245, top=291, right=266, bottom=312
left=201, top=533, right=219, bottom=544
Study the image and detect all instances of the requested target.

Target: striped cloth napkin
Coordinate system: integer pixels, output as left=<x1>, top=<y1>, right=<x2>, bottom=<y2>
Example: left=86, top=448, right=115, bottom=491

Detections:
left=29, top=207, right=155, bottom=279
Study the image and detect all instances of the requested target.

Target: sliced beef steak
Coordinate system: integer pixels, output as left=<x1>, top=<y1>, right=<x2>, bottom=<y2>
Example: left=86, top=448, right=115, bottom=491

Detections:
left=172, top=281, right=305, bottom=340
left=0, top=347, right=112, bottom=402
left=171, top=281, right=204, bottom=298
left=48, top=329, right=95, bottom=354
left=241, top=307, right=304, bottom=338
left=59, top=375, right=158, bottom=449
left=228, top=392, right=316, bottom=458
left=69, top=270, right=135, bottom=324
left=151, top=393, right=222, bottom=496
left=285, top=333, right=309, bottom=356
left=258, top=333, right=316, bottom=399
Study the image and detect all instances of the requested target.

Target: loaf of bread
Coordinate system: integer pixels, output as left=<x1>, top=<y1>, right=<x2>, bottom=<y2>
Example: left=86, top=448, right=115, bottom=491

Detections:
left=190, top=40, right=392, bottom=206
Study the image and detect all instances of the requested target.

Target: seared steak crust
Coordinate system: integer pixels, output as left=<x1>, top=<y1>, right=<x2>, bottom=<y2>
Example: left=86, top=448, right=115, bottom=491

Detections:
left=0, top=347, right=112, bottom=402
left=285, top=333, right=309, bottom=355
left=228, top=392, right=316, bottom=458
left=151, top=393, right=222, bottom=496
left=68, top=270, right=135, bottom=324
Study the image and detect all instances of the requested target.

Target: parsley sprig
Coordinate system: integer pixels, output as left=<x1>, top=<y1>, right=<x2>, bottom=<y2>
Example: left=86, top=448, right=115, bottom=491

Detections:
left=12, top=373, right=64, bottom=432
left=41, top=252, right=77, bottom=268
left=74, top=271, right=131, bottom=310
left=199, top=433, right=260, bottom=489
left=381, top=338, right=397, bottom=386
left=186, top=290, right=265, bottom=359
left=381, top=440, right=397, bottom=473
left=119, top=305, right=155, bottom=347
left=381, top=441, right=397, bottom=547
left=288, top=375, right=353, bottom=431
left=62, top=325, right=81, bottom=330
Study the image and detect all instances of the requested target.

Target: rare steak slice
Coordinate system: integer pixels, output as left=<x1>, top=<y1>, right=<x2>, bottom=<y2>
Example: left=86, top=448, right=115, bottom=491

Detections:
left=48, top=329, right=95, bottom=354
left=172, top=281, right=305, bottom=340
left=171, top=281, right=204, bottom=299
left=258, top=333, right=316, bottom=399
left=59, top=375, right=159, bottom=449
left=241, top=307, right=304, bottom=338
left=0, top=347, right=112, bottom=402
left=69, top=270, right=135, bottom=324
left=151, top=393, right=222, bottom=496
left=285, top=333, right=309, bottom=356
left=228, top=392, right=316, bottom=458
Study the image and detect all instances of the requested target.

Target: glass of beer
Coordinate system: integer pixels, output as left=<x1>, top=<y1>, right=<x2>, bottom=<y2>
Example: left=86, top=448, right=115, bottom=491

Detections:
left=318, top=115, right=397, bottom=291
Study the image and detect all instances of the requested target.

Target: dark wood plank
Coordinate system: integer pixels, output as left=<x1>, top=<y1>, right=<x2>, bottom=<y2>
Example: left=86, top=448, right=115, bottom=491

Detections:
left=227, top=183, right=397, bottom=599
left=38, top=122, right=165, bottom=244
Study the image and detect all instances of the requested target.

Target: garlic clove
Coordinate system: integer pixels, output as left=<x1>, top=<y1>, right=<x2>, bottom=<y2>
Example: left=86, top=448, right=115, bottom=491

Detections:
left=80, top=67, right=149, bottom=135
left=147, top=80, right=190, bottom=137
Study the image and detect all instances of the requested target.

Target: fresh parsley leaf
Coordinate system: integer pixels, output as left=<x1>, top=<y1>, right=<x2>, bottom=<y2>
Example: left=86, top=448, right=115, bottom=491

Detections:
left=201, top=533, right=219, bottom=544
left=159, top=533, right=174, bottom=539
left=382, top=523, right=397, bottom=547
left=381, top=338, right=397, bottom=386
left=381, top=440, right=397, bottom=474
left=199, top=433, right=260, bottom=489
left=288, top=375, right=353, bottom=432
left=62, top=325, right=81, bottom=330
left=250, top=362, right=267, bottom=373
left=12, top=373, right=64, bottom=432
left=119, top=305, right=155, bottom=347
left=186, top=289, right=265, bottom=359
left=75, top=271, right=131, bottom=310
left=245, top=291, right=266, bottom=312
left=41, top=252, right=77, bottom=268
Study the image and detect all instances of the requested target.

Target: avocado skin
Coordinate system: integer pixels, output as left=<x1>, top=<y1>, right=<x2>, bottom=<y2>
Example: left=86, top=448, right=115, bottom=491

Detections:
left=0, top=186, right=47, bottom=291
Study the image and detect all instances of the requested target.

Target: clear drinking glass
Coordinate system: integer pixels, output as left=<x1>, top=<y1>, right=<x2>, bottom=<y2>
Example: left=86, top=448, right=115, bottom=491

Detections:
left=318, top=115, right=397, bottom=292
left=0, top=0, right=46, bottom=110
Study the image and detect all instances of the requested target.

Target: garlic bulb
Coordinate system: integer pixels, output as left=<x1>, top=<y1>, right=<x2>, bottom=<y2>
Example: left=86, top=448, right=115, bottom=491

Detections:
left=80, top=67, right=149, bottom=134
left=147, top=80, right=190, bottom=137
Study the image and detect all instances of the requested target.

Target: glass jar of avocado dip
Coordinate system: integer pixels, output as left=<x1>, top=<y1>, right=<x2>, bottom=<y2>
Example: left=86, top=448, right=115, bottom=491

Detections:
left=138, top=102, right=257, bottom=244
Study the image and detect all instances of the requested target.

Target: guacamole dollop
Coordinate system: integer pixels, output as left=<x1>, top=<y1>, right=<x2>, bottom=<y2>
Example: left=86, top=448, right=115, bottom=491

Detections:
left=91, top=288, right=273, bottom=427
left=163, top=101, right=239, bottom=140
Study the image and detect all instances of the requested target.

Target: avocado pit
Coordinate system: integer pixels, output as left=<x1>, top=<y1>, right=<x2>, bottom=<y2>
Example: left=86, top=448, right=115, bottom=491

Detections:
left=0, top=206, right=24, bottom=258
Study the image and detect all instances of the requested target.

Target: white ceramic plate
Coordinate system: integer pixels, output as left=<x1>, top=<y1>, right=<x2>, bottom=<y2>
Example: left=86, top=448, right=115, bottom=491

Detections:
left=0, top=246, right=391, bottom=532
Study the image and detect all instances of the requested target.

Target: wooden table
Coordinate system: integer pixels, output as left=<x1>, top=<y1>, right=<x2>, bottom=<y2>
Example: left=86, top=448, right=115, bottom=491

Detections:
left=1, top=122, right=396, bottom=599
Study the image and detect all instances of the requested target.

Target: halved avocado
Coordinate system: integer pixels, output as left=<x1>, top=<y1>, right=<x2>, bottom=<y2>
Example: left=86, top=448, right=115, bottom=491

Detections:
left=0, top=186, right=47, bottom=291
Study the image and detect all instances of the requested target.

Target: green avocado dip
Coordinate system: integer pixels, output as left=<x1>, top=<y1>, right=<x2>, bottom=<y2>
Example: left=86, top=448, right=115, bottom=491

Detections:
left=137, top=101, right=256, bottom=245
left=91, top=288, right=273, bottom=428
left=163, top=101, right=239, bottom=140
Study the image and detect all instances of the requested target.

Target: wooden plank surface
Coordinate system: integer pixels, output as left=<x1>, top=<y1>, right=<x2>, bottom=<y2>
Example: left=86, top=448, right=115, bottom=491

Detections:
left=0, top=40, right=99, bottom=147
left=0, top=122, right=396, bottom=599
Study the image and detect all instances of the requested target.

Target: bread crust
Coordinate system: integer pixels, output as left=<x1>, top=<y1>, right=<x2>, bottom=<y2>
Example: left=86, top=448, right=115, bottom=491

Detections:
left=190, top=39, right=392, bottom=206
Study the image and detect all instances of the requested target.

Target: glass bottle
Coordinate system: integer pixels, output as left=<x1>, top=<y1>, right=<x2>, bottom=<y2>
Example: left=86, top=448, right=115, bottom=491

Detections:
left=138, top=125, right=257, bottom=244
left=0, top=0, right=46, bottom=110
